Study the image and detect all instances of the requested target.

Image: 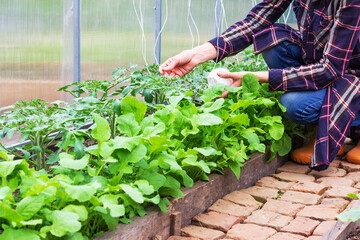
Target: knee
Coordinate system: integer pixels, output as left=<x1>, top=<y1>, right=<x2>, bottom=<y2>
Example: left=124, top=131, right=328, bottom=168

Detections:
left=262, top=47, right=279, bottom=69
left=280, top=93, right=320, bottom=125
left=280, top=93, right=297, bottom=120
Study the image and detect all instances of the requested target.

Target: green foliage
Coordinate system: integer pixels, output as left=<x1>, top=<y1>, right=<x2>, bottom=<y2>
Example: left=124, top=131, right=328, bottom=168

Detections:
left=337, top=193, right=360, bottom=222
left=0, top=99, right=84, bottom=170
left=0, top=53, right=305, bottom=239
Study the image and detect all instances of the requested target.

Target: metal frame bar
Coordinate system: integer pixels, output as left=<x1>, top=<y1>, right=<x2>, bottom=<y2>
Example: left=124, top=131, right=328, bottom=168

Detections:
left=155, top=0, right=162, bottom=64
left=73, top=0, right=81, bottom=83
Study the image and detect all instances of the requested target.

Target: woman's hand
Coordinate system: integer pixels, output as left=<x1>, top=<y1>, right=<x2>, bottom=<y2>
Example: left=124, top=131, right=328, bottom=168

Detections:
left=218, top=71, right=248, bottom=98
left=218, top=71, right=269, bottom=98
left=159, top=43, right=217, bottom=77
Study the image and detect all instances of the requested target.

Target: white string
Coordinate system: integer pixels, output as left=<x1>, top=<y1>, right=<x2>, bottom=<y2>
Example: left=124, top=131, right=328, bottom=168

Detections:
left=252, top=0, right=257, bottom=7
left=187, top=0, right=200, bottom=48
left=221, top=1, right=228, bottom=32
left=187, top=0, right=194, bottom=49
left=154, top=0, right=169, bottom=66
left=132, top=0, right=150, bottom=74
left=214, top=0, right=222, bottom=70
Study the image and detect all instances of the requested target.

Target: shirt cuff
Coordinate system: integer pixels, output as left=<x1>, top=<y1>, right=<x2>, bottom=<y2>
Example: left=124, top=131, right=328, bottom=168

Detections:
left=208, top=36, right=231, bottom=62
left=268, top=69, right=284, bottom=91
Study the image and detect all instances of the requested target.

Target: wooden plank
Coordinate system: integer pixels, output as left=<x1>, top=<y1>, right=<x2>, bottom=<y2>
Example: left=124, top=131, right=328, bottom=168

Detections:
left=170, top=212, right=181, bottom=236
left=321, top=200, right=360, bottom=240
left=95, top=152, right=289, bottom=240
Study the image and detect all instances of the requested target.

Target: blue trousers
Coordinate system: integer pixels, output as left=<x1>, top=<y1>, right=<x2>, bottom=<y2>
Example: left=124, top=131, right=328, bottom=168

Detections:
left=262, top=41, right=360, bottom=126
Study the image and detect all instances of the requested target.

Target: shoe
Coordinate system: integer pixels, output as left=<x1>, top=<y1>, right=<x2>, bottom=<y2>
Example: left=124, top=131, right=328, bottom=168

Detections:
left=291, top=128, right=345, bottom=165
left=338, top=144, right=345, bottom=156
left=346, top=141, right=360, bottom=164
left=291, top=133, right=315, bottom=165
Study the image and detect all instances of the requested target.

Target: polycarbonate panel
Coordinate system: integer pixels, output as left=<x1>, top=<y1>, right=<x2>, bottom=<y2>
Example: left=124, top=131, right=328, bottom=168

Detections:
left=160, top=0, right=296, bottom=62
left=80, top=0, right=156, bottom=81
left=0, top=0, right=65, bottom=107
left=0, top=0, right=297, bottom=109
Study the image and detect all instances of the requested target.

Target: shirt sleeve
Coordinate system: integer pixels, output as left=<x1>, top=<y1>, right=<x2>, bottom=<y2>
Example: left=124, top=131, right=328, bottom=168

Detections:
left=269, top=0, right=360, bottom=92
left=209, top=0, right=293, bottom=62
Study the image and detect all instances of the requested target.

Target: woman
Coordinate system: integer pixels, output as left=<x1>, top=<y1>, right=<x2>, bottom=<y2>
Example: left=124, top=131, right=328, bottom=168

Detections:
left=159, top=0, right=360, bottom=170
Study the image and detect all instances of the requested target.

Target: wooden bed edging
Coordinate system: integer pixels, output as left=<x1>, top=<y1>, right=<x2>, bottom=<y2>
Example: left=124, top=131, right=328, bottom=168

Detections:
left=95, top=152, right=289, bottom=240
left=321, top=200, right=360, bottom=240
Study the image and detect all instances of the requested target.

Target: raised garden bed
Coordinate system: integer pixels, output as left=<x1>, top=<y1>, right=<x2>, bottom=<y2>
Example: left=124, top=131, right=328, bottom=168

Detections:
left=95, top=152, right=289, bottom=240
left=321, top=200, right=360, bottom=240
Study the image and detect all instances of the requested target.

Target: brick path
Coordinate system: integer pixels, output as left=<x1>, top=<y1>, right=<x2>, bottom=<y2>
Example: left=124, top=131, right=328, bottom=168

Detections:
left=168, top=145, right=360, bottom=240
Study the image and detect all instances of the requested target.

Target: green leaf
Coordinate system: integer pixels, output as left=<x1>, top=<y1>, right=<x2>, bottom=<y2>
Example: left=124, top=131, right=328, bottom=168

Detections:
left=229, top=113, right=250, bottom=126
left=16, top=195, right=45, bottom=220
left=99, top=194, right=125, bottom=217
left=142, top=172, right=166, bottom=191
left=0, top=159, right=22, bottom=178
left=149, top=136, right=170, bottom=155
left=159, top=153, right=182, bottom=171
left=269, top=123, right=284, bottom=140
left=154, top=108, right=175, bottom=126
left=102, top=213, right=119, bottom=231
left=169, top=94, right=185, bottom=108
left=182, top=155, right=211, bottom=174
left=116, top=144, right=147, bottom=164
left=47, top=152, right=60, bottom=165
left=242, top=73, right=260, bottom=93
left=178, top=170, right=194, bottom=187
left=113, top=99, right=122, bottom=116
left=0, top=186, right=12, bottom=200
left=229, top=161, right=242, bottom=179
left=135, top=180, right=155, bottom=195
left=193, top=113, right=223, bottom=126
left=40, top=210, right=81, bottom=237
left=65, top=182, right=101, bottom=202
left=278, top=133, right=292, bottom=156
left=163, top=176, right=181, bottom=189
left=62, top=205, right=88, bottom=221
left=0, top=151, right=10, bottom=161
left=91, top=113, right=111, bottom=142
left=117, top=113, right=141, bottom=137
left=120, top=96, right=147, bottom=123
left=158, top=198, right=170, bottom=213
left=120, top=184, right=145, bottom=203
left=0, top=201, right=23, bottom=223
left=347, top=193, right=360, bottom=199
left=202, top=98, right=225, bottom=113
left=337, top=206, right=360, bottom=222
left=193, top=147, right=218, bottom=156
left=20, top=219, right=43, bottom=226
left=73, top=137, right=86, bottom=159
left=160, top=187, right=184, bottom=199
left=0, top=228, right=40, bottom=240
left=111, top=136, right=142, bottom=152
left=59, top=153, right=89, bottom=170
left=142, top=122, right=166, bottom=137
left=67, top=232, right=87, bottom=240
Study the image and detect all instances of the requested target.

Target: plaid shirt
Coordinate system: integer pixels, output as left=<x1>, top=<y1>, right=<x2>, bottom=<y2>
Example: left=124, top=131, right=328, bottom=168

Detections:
left=209, top=0, right=360, bottom=170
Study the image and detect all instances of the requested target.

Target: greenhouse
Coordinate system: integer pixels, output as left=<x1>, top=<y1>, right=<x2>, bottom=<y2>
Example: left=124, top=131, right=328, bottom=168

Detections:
left=0, top=0, right=360, bottom=239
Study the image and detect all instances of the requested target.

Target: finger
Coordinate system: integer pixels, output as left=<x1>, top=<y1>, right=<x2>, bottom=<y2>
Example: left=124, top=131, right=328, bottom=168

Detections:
left=160, top=58, right=179, bottom=71
left=217, top=71, right=238, bottom=79
left=220, top=90, right=229, bottom=98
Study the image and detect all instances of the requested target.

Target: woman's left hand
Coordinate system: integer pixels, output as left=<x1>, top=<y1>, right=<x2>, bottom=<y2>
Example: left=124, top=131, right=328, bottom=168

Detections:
left=218, top=71, right=269, bottom=98
left=217, top=71, right=249, bottom=98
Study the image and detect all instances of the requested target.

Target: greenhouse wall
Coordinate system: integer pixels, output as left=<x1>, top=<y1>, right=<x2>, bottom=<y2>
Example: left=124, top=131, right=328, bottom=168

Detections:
left=0, top=0, right=295, bottom=108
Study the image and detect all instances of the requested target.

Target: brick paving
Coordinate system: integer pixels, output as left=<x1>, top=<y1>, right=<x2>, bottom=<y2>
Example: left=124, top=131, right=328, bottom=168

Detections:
left=168, top=146, right=360, bottom=240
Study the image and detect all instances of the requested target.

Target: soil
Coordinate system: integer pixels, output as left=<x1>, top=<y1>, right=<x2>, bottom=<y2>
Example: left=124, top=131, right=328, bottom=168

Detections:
left=346, top=226, right=360, bottom=240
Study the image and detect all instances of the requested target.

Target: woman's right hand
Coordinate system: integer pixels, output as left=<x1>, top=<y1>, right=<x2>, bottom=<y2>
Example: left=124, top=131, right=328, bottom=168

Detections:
left=159, top=42, right=217, bottom=77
